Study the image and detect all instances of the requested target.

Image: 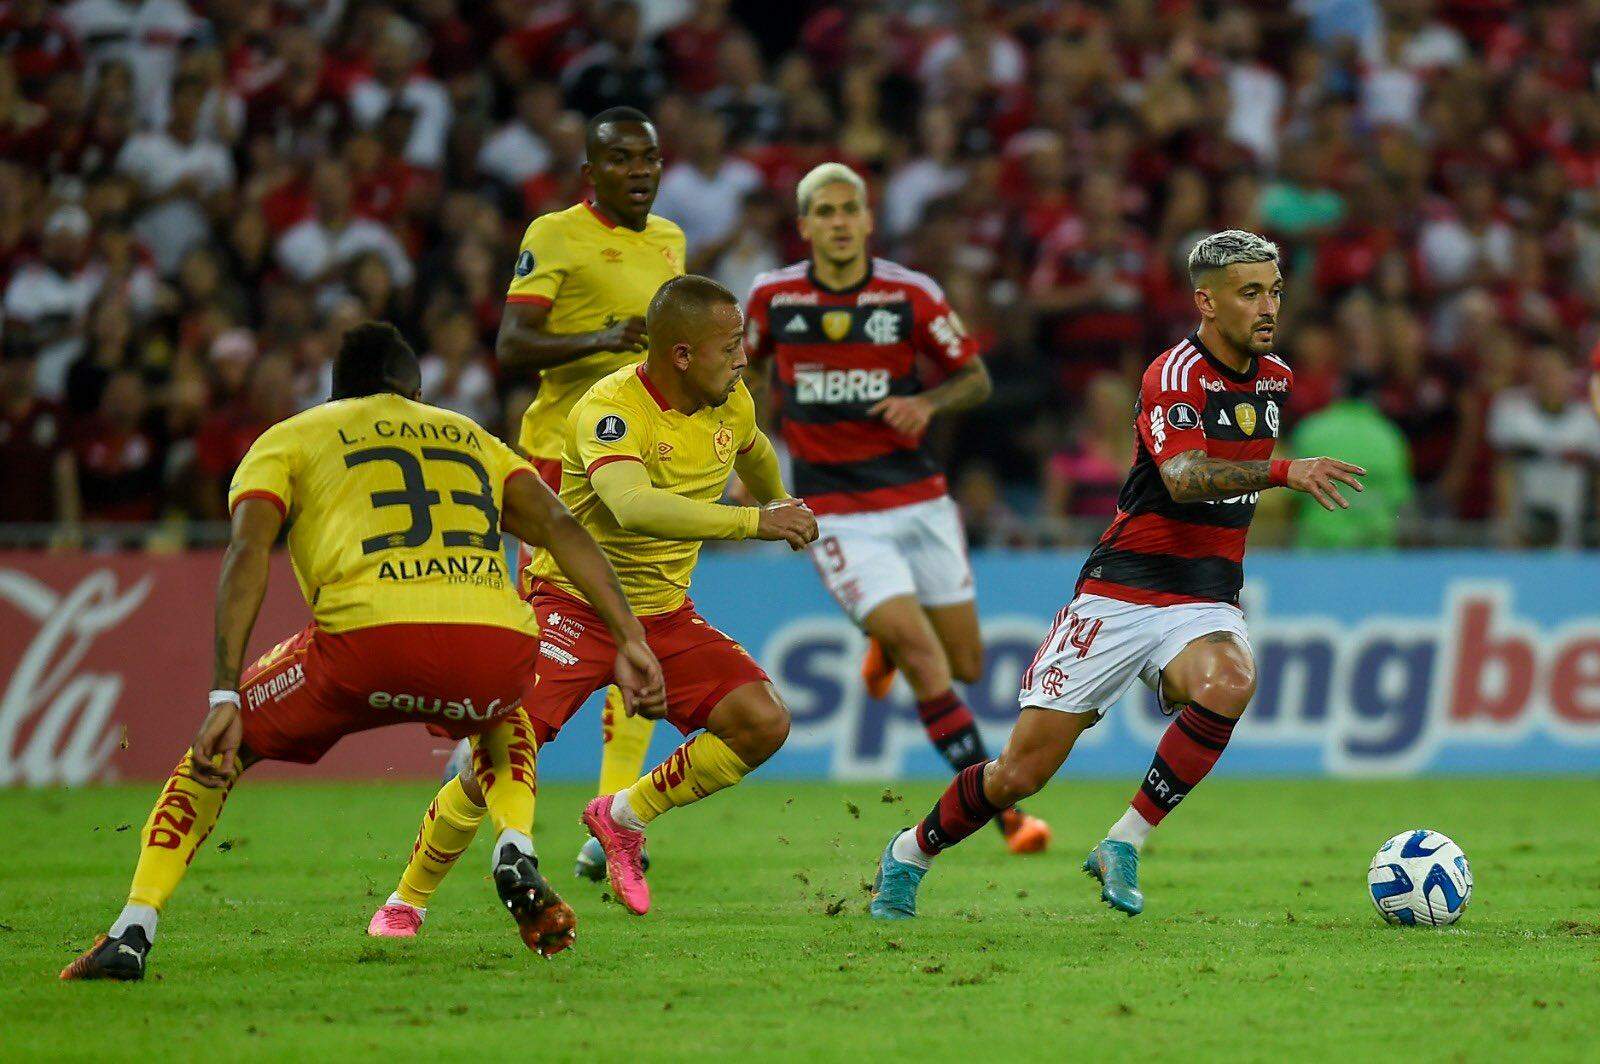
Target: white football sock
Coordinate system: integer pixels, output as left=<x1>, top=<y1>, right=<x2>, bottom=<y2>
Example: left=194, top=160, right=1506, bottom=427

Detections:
left=109, top=903, right=158, bottom=942
left=490, top=827, right=534, bottom=870
left=384, top=891, right=424, bottom=914
left=1106, top=807, right=1154, bottom=851
left=890, top=827, right=933, bottom=870
left=610, top=790, right=647, bottom=833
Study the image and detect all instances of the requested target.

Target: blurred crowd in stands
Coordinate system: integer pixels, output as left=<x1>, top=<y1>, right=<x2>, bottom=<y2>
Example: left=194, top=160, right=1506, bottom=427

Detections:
left=3, top=0, right=1600, bottom=549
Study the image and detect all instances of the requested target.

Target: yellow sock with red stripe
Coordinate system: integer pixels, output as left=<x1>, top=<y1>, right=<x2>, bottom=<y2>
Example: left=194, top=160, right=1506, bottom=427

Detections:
left=395, top=774, right=485, bottom=909
left=622, top=732, right=751, bottom=826
left=125, top=751, right=238, bottom=915
left=597, top=685, right=656, bottom=795
left=472, top=709, right=538, bottom=839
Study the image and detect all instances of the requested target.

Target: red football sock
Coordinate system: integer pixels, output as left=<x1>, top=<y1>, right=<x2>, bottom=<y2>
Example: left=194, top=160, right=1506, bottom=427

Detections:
left=916, top=690, right=987, bottom=771
left=914, top=761, right=999, bottom=854
left=1130, top=703, right=1238, bottom=826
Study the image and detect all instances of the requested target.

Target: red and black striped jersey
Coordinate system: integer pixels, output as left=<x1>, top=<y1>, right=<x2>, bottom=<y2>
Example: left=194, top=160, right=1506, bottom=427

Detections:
left=744, top=258, right=978, bottom=515
left=1078, top=332, right=1293, bottom=607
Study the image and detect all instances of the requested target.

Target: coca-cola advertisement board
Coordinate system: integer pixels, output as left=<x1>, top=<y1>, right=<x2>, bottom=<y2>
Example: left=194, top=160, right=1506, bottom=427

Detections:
left=0, top=551, right=449, bottom=784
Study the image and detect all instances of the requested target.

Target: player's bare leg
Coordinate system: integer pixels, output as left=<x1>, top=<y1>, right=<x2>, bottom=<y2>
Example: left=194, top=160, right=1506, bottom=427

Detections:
left=1087, top=631, right=1256, bottom=915
left=576, top=686, right=656, bottom=881
left=584, top=682, right=790, bottom=915
left=872, top=708, right=1092, bottom=918
left=865, top=596, right=1050, bottom=854
left=62, top=750, right=250, bottom=980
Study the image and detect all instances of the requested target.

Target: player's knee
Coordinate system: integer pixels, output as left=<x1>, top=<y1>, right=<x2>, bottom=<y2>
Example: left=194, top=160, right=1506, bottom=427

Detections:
left=948, top=644, right=984, bottom=686
left=734, top=692, right=791, bottom=766
left=986, top=755, right=1047, bottom=806
left=457, top=767, right=484, bottom=805
left=1190, top=657, right=1256, bottom=718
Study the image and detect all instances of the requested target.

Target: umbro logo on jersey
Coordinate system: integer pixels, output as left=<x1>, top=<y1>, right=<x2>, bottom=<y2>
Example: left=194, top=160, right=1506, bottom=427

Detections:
left=596, top=415, right=628, bottom=442
left=785, top=316, right=809, bottom=334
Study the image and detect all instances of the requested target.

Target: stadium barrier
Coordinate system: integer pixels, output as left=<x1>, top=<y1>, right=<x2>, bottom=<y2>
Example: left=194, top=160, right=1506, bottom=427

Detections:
left=2, top=550, right=1596, bottom=785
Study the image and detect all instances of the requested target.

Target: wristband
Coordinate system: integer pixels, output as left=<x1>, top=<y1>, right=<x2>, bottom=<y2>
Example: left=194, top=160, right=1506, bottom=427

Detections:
left=1269, top=459, right=1291, bottom=488
left=208, top=689, right=241, bottom=709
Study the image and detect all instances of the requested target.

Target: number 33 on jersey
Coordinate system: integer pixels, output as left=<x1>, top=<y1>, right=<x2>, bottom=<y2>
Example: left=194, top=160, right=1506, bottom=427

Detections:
left=227, top=394, right=539, bottom=637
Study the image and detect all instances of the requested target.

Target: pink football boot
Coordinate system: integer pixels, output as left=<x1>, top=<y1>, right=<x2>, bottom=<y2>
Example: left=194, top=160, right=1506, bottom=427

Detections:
left=581, top=795, right=651, bottom=915
left=367, top=900, right=425, bottom=938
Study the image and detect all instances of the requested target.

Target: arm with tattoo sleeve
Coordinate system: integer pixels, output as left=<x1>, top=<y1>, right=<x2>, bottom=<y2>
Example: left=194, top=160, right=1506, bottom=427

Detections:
left=1158, top=449, right=1275, bottom=503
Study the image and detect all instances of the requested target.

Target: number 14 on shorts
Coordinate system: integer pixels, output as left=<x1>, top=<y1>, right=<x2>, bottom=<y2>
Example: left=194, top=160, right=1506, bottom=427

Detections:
left=1024, top=611, right=1102, bottom=690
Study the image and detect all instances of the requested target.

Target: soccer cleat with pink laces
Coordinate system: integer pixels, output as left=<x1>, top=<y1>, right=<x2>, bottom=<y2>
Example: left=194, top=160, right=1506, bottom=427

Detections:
left=367, top=900, right=425, bottom=938
left=581, top=795, right=650, bottom=915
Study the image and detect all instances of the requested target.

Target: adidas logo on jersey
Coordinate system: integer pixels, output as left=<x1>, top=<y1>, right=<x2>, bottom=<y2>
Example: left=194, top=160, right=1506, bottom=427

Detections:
left=785, top=316, right=808, bottom=334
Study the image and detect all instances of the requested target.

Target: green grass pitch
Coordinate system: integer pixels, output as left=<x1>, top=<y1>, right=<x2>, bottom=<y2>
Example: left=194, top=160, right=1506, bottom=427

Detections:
left=3, top=777, right=1597, bottom=1061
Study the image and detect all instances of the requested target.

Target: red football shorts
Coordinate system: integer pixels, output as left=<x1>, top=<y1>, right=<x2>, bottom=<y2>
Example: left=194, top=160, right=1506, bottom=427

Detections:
left=523, top=584, right=770, bottom=745
left=237, top=622, right=538, bottom=764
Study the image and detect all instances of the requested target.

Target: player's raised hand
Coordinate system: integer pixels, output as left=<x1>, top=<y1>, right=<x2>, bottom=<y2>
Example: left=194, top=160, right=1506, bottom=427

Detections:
left=190, top=700, right=242, bottom=786
left=755, top=498, right=818, bottom=551
left=597, top=316, right=649, bottom=353
left=868, top=394, right=935, bottom=439
left=1288, top=457, right=1367, bottom=511
left=614, top=636, right=668, bottom=719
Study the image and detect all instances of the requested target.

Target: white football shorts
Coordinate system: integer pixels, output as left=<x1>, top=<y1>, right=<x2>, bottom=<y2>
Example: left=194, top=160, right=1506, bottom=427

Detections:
left=808, top=495, right=976, bottom=624
left=1018, top=592, right=1250, bottom=717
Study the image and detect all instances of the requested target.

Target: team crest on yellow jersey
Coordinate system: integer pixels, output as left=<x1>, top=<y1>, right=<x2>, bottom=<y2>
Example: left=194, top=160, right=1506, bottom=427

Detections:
left=1234, top=403, right=1257, bottom=436
left=821, top=310, right=853, bottom=341
left=713, top=424, right=734, bottom=463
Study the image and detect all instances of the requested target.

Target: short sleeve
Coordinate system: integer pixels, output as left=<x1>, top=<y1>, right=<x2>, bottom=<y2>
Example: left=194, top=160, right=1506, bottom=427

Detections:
left=1138, top=353, right=1209, bottom=463
left=914, top=282, right=979, bottom=372
left=573, top=391, right=648, bottom=477
left=505, top=217, right=568, bottom=306
left=743, top=282, right=772, bottom=363
left=480, top=430, right=538, bottom=493
left=228, top=422, right=296, bottom=518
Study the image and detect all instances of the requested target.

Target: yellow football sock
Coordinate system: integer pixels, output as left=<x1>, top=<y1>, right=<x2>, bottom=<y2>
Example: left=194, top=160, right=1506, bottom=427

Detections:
left=395, top=774, right=486, bottom=909
left=598, top=685, right=656, bottom=795
left=624, top=731, right=751, bottom=826
left=471, top=709, right=538, bottom=838
left=126, top=751, right=238, bottom=911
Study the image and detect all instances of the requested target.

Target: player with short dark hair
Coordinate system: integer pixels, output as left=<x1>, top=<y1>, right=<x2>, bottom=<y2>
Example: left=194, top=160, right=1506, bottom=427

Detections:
left=745, top=162, right=1051, bottom=854
left=870, top=231, right=1367, bottom=919
left=471, top=105, right=687, bottom=883
left=368, top=275, right=816, bottom=925
left=61, top=323, right=661, bottom=978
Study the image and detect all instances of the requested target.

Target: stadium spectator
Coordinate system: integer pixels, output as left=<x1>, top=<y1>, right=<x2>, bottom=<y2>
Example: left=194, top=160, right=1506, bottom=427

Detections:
left=69, top=369, right=165, bottom=524
left=1040, top=372, right=1134, bottom=524
left=4, top=205, right=99, bottom=396
left=1488, top=346, right=1600, bottom=548
left=477, top=82, right=561, bottom=188
left=1290, top=375, right=1416, bottom=549
left=653, top=109, right=762, bottom=266
left=346, top=14, right=452, bottom=171
left=0, top=354, right=75, bottom=527
left=276, top=159, right=414, bottom=291
left=561, top=1, right=668, bottom=117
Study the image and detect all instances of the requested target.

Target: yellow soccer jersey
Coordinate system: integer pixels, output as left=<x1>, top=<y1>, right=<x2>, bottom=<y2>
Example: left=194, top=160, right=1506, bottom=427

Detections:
left=228, top=393, right=539, bottom=636
left=528, top=365, right=759, bottom=615
left=506, top=201, right=686, bottom=460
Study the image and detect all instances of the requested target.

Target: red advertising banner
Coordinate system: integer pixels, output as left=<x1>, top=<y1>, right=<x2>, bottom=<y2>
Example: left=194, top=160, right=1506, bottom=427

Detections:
left=0, top=551, right=453, bottom=784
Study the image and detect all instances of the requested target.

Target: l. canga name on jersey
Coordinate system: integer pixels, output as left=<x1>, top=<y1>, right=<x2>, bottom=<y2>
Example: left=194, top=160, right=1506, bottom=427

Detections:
left=336, top=419, right=485, bottom=449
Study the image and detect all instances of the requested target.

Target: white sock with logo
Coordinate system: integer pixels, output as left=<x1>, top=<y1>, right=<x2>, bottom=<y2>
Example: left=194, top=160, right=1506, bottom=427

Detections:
left=890, top=828, right=933, bottom=870
left=610, top=790, right=647, bottom=833
left=491, top=828, right=534, bottom=870
left=109, top=903, right=158, bottom=942
left=1106, top=807, right=1154, bottom=851
left=384, top=891, right=424, bottom=914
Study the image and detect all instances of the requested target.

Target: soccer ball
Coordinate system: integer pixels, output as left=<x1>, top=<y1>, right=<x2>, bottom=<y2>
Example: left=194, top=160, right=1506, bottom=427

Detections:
left=1367, top=829, right=1473, bottom=926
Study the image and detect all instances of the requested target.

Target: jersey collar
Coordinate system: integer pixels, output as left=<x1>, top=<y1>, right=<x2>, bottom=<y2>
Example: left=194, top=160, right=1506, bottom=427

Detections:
left=635, top=363, right=673, bottom=412
left=807, top=258, right=874, bottom=296
left=1188, top=330, right=1257, bottom=383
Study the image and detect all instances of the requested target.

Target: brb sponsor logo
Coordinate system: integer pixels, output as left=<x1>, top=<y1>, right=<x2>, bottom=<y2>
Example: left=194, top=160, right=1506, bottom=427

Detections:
left=795, top=366, right=890, bottom=405
left=759, top=580, right=1600, bottom=777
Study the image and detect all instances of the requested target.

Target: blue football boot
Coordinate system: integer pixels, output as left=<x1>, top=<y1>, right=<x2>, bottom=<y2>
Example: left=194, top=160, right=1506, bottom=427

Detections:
left=869, top=831, right=927, bottom=920
left=1083, top=839, right=1144, bottom=915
